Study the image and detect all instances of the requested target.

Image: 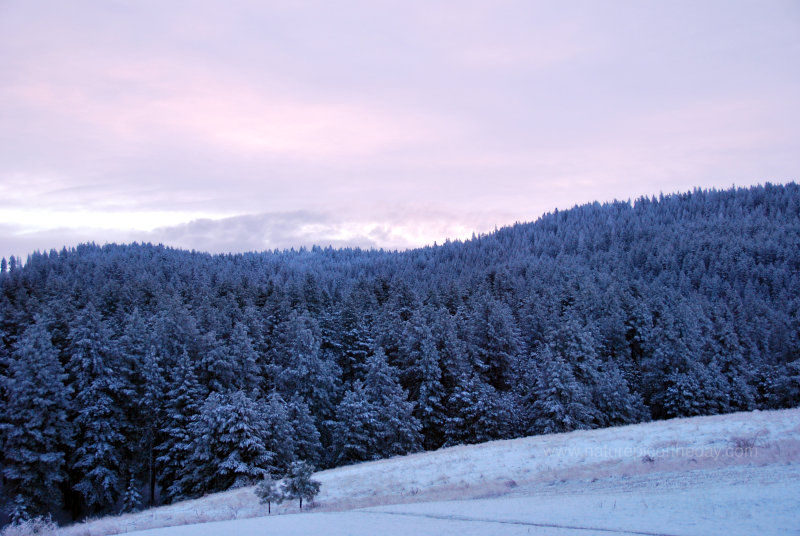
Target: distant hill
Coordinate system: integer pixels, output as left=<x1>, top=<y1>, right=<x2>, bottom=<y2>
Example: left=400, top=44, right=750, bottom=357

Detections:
left=1, top=182, right=798, bottom=524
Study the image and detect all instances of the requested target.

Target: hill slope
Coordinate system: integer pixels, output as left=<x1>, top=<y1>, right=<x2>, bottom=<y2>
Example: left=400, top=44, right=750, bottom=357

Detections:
left=2, top=183, right=799, bottom=523
left=57, top=407, right=800, bottom=536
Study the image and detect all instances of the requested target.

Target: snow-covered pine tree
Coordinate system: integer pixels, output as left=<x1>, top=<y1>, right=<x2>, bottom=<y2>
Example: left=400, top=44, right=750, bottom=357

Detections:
left=261, top=391, right=296, bottom=474
left=118, top=308, right=165, bottom=507
left=157, top=351, right=203, bottom=503
left=330, top=381, right=375, bottom=465
left=254, top=474, right=282, bottom=514
left=149, top=300, right=200, bottom=371
left=280, top=461, right=320, bottom=510
left=215, top=391, right=274, bottom=488
left=444, top=372, right=514, bottom=445
left=122, top=473, right=143, bottom=513
left=8, top=494, right=29, bottom=524
left=706, top=302, right=756, bottom=411
left=401, top=319, right=446, bottom=450
left=591, top=357, right=648, bottom=427
left=335, top=299, right=373, bottom=383
left=641, top=299, right=707, bottom=419
left=465, top=295, right=523, bottom=390
left=546, top=318, right=602, bottom=387
left=138, top=346, right=167, bottom=506
left=177, top=391, right=274, bottom=497
left=197, top=330, right=234, bottom=394
left=660, top=364, right=717, bottom=418
left=529, top=346, right=594, bottom=434
left=67, top=303, right=126, bottom=514
left=362, top=348, right=421, bottom=458
left=228, top=322, right=261, bottom=393
left=1, top=317, right=73, bottom=519
left=287, top=395, right=323, bottom=467
left=271, top=311, right=340, bottom=421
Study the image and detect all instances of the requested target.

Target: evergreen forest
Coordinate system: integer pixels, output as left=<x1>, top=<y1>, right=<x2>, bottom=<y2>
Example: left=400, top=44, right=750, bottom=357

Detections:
left=1, top=183, right=799, bottom=524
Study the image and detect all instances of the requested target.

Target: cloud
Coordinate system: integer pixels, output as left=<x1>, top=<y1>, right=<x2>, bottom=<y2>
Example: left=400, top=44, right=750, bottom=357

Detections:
left=0, top=205, right=515, bottom=262
left=0, top=224, right=139, bottom=263
left=149, top=211, right=373, bottom=253
left=0, top=1, right=798, bottom=260
left=4, top=57, right=449, bottom=160
left=144, top=207, right=509, bottom=254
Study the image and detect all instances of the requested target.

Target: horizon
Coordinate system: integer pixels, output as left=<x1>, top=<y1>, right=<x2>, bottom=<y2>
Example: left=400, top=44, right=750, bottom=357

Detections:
left=3, top=181, right=792, bottom=264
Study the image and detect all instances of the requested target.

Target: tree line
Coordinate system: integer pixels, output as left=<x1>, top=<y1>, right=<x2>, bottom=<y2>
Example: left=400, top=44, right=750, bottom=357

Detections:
left=0, top=183, right=798, bottom=525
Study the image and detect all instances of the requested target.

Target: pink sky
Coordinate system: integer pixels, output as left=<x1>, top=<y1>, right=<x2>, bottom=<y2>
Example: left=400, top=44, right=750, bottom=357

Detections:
left=1, top=1, right=799, bottom=259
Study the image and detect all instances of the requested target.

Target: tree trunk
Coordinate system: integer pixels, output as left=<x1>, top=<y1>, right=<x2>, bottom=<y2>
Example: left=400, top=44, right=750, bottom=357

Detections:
left=149, top=444, right=156, bottom=506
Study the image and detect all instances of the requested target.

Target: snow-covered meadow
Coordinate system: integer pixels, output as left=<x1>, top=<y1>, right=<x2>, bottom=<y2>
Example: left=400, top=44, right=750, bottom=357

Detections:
left=57, top=408, right=800, bottom=536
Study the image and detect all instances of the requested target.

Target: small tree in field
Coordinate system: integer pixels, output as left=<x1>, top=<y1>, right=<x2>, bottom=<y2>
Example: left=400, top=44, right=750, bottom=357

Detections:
left=281, top=461, right=320, bottom=510
left=122, top=474, right=143, bottom=513
left=254, top=474, right=283, bottom=514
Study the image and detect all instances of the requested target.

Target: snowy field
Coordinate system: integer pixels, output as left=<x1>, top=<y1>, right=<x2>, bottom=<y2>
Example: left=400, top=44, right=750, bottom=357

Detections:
left=58, top=408, right=800, bottom=536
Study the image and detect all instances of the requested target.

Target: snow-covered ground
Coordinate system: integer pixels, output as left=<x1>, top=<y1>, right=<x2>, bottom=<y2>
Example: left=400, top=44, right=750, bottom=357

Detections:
left=58, top=408, right=800, bottom=536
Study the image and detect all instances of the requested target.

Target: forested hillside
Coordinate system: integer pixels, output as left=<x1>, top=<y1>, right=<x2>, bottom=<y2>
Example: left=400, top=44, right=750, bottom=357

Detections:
left=1, top=183, right=799, bottom=524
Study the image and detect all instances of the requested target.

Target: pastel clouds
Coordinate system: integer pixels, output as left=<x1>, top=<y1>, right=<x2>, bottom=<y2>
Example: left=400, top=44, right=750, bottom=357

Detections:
left=8, top=55, right=442, bottom=159
left=0, top=1, right=798, bottom=260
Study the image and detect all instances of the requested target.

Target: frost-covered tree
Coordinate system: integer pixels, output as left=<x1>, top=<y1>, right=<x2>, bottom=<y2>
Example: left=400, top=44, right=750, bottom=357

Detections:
left=705, top=303, right=756, bottom=412
left=546, top=318, right=602, bottom=387
left=400, top=316, right=447, bottom=450
left=149, top=299, right=199, bottom=369
left=412, top=333, right=447, bottom=449
left=335, top=298, right=373, bottom=382
left=137, top=347, right=167, bottom=505
left=271, top=311, right=340, bottom=420
left=254, top=474, right=283, bottom=514
left=157, top=351, right=203, bottom=503
left=362, top=348, right=421, bottom=457
left=176, top=391, right=274, bottom=498
left=1, top=317, right=73, bottom=519
left=261, top=391, right=296, bottom=473
left=287, top=395, right=323, bottom=467
left=121, top=473, right=143, bottom=513
left=465, top=295, right=523, bottom=390
left=528, top=346, right=594, bottom=434
left=281, top=461, right=320, bottom=509
left=214, top=392, right=274, bottom=488
left=660, top=363, right=720, bottom=419
left=118, top=309, right=165, bottom=506
left=331, top=382, right=375, bottom=465
left=228, top=322, right=261, bottom=393
left=197, top=331, right=232, bottom=394
left=444, top=373, right=516, bottom=445
left=641, top=300, right=729, bottom=418
left=592, top=358, right=647, bottom=427
left=67, top=303, right=125, bottom=514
